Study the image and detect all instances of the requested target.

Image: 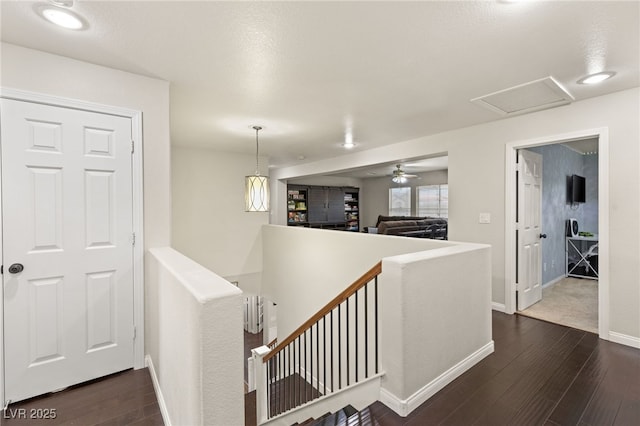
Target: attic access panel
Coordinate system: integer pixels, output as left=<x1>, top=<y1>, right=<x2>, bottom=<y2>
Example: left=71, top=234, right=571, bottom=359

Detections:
left=471, top=76, right=574, bottom=116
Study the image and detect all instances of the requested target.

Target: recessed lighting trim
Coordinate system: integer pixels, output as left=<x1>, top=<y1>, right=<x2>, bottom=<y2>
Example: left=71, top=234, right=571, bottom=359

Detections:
left=577, top=72, right=615, bottom=85
left=37, top=5, right=86, bottom=30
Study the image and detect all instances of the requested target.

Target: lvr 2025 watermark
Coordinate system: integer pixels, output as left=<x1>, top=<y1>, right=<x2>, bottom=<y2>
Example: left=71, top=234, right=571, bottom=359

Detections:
left=3, top=404, right=57, bottom=420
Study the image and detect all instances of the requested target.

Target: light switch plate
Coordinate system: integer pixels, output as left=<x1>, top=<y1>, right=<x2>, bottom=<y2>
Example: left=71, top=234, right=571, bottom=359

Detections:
left=479, top=213, right=491, bottom=224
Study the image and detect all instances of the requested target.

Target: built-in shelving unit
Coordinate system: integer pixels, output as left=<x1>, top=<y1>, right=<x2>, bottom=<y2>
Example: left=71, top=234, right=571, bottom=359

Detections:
left=287, top=184, right=359, bottom=231
left=287, top=187, right=308, bottom=225
left=344, top=190, right=359, bottom=232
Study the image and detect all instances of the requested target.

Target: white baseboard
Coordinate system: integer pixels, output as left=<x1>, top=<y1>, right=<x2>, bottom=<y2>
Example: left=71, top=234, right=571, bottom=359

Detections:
left=542, top=274, right=565, bottom=289
left=145, top=355, right=172, bottom=426
left=609, top=332, right=640, bottom=349
left=379, top=341, right=495, bottom=417
left=491, top=302, right=506, bottom=313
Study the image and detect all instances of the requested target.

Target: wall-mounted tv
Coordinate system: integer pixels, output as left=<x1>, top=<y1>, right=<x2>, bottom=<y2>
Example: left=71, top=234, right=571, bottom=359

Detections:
left=568, top=174, right=586, bottom=203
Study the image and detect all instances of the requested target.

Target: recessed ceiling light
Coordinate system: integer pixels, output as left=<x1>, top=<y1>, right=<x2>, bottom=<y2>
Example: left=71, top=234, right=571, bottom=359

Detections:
left=577, top=72, right=616, bottom=85
left=37, top=5, right=86, bottom=30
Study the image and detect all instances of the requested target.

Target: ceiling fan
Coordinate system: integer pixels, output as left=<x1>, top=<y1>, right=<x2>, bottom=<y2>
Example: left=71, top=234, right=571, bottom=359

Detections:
left=391, top=164, right=417, bottom=183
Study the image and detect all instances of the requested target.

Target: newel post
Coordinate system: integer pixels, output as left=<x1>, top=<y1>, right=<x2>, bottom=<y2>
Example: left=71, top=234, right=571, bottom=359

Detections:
left=252, top=345, right=271, bottom=424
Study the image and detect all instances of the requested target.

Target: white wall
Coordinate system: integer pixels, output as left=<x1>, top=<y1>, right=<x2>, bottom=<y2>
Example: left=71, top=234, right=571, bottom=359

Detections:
left=261, top=224, right=455, bottom=339
left=172, top=146, right=269, bottom=283
left=271, top=89, right=640, bottom=341
left=360, top=169, right=448, bottom=227
left=148, top=248, right=244, bottom=426
left=379, top=244, right=492, bottom=414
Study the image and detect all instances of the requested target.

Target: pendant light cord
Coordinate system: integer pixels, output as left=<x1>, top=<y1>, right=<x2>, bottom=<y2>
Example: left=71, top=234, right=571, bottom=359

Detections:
left=253, top=125, right=262, bottom=176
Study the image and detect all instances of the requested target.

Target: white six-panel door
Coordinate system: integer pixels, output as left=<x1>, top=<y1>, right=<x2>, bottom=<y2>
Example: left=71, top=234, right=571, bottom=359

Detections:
left=517, top=149, right=543, bottom=311
left=1, top=98, right=134, bottom=402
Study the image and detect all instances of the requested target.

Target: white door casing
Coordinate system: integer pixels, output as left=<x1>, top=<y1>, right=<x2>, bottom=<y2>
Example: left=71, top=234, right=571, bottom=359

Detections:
left=505, top=128, right=609, bottom=341
left=517, top=149, right=543, bottom=311
left=1, top=97, right=137, bottom=403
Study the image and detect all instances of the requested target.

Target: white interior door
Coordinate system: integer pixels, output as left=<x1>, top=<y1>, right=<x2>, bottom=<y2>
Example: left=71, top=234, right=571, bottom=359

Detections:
left=517, top=149, right=543, bottom=310
left=1, top=98, right=134, bottom=403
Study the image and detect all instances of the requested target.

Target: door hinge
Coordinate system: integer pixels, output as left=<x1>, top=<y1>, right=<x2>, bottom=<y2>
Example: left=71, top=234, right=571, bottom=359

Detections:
left=132, top=232, right=136, bottom=246
left=1, top=265, right=3, bottom=274
left=133, top=326, right=137, bottom=340
left=131, top=140, right=135, bottom=154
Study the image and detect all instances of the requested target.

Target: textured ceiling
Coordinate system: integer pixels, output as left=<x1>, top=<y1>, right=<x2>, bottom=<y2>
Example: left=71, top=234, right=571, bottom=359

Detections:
left=1, top=1, right=638, bottom=168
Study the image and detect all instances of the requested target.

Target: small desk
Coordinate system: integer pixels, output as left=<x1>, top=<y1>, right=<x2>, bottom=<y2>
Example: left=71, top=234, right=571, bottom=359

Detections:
left=566, top=235, right=598, bottom=280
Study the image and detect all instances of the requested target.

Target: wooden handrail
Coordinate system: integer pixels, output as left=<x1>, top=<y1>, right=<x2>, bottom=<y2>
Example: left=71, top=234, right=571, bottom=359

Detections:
left=267, top=338, right=278, bottom=348
left=263, top=261, right=382, bottom=363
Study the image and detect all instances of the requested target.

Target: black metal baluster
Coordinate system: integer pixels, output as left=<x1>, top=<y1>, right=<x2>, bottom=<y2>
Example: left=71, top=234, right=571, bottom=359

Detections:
left=277, top=352, right=281, bottom=415
left=292, top=344, right=295, bottom=411
left=330, top=309, right=334, bottom=394
left=375, top=276, right=379, bottom=374
left=295, top=337, right=299, bottom=408
left=293, top=342, right=296, bottom=409
left=355, top=288, right=359, bottom=383
left=338, top=303, right=342, bottom=390
left=310, top=323, right=313, bottom=402
left=280, top=351, right=284, bottom=414
left=289, top=343, right=293, bottom=411
left=304, top=330, right=307, bottom=402
left=285, top=347, right=288, bottom=412
left=365, top=282, right=369, bottom=378
left=266, top=355, right=271, bottom=418
left=323, top=316, right=327, bottom=396
left=287, top=344, right=291, bottom=411
left=316, top=320, right=319, bottom=399
left=346, top=297, right=350, bottom=386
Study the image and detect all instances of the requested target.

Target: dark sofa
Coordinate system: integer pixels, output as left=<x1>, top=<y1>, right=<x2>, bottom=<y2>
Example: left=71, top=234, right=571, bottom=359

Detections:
left=371, top=215, right=448, bottom=240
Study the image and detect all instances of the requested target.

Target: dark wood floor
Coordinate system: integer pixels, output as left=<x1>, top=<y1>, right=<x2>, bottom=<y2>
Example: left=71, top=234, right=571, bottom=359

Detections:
left=4, top=313, right=637, bottom=426
left=246, top=312, right=640, bottom=426
left=1, top=368, right=163, bottom=426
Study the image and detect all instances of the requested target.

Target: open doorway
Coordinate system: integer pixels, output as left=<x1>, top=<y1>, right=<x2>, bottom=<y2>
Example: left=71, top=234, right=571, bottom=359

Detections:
left=505, top=128, right=609, bottom=339
left=517, top=140, right=599, bottom=333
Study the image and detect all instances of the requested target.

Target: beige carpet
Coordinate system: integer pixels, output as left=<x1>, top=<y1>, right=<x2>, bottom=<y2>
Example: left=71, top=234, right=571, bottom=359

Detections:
left=518, top=277, right=598, bottom=334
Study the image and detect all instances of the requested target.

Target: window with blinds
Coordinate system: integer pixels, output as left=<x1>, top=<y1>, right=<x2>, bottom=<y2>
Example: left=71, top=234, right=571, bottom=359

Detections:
left=389, top=187, right=411, bottom=216
left=417, top=184, right=448, bottom=218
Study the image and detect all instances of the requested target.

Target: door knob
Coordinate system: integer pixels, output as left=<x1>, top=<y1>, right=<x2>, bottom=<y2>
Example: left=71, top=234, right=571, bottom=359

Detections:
left=8, top=263, right=24, bottom=274
left=539, top=233, right=547, bottom=239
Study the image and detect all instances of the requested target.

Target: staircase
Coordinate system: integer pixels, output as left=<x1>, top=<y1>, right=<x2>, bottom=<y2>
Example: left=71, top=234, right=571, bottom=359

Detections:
left=292, top=404, right=379, bottom=426
left=252, top=262, right=383, bottom=425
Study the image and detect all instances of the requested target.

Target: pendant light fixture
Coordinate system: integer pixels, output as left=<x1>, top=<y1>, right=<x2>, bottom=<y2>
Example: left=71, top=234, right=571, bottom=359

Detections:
left=245, top=126, right=270, bottom=212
